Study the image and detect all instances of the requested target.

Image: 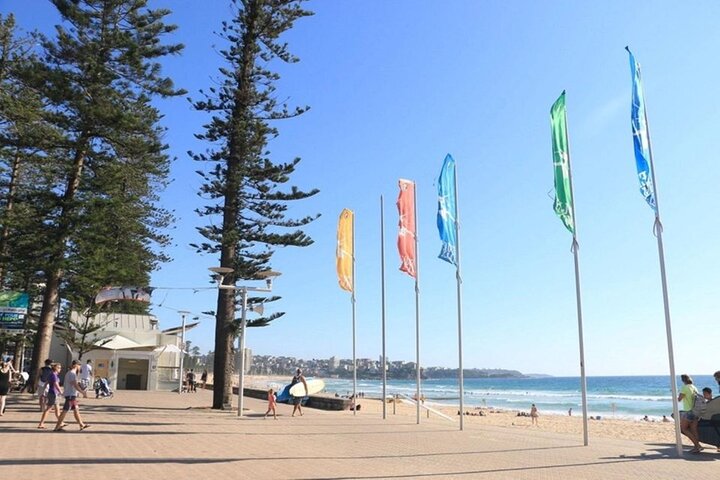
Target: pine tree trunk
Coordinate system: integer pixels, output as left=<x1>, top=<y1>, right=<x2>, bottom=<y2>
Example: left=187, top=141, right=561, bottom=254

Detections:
left=12, top=339, right=22, bottom=370
left=29, top=140, right=87, bottom=389
left=29, top=269, right=60, bottom=390
left=212, top=287, right=236, bottom=409
left=211, top=0, right=261, bottom=410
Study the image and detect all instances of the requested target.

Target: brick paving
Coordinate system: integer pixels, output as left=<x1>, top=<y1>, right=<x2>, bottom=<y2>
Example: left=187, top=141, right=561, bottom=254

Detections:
left=2, top=390, right=718, bottom=479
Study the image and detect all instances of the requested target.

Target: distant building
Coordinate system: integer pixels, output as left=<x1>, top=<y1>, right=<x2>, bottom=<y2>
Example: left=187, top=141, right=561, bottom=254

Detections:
left=330, top=356, right=339, bottom=369
left=48, top=312, right=192, bottom=392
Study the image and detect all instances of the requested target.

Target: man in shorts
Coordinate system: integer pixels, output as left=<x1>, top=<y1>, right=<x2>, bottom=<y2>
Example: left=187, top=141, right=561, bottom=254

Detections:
left=54, top=360, right=90, bottom=432
left=79, top=359, right=93, bottom=398
left=37, top=359, right=53, bottom=411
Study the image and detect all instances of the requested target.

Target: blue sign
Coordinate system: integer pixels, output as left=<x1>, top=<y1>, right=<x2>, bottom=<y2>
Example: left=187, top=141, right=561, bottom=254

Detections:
left=0, top=291, right=29, bottom=330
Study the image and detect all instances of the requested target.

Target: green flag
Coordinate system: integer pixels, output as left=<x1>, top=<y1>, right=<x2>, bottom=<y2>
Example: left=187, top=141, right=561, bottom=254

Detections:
left=551, top=91, right=574, bottom=234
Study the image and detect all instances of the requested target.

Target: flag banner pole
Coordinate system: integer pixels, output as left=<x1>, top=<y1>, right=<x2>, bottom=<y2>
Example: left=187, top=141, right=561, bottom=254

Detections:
left=571, top=238, right=589, bottom=445
left=627, top=47, right=682, bottom=456
left=397, top=179, right=420, bottom=424
left=455, top=171, right=465, bottom=430
left=437, top=154, right=464, bottom=430
left=552, top=92, right=589, bottom=445
left=352, top=212, right=357, bottom=416
left=454, top=162, right=465, bottom=431
left=654, top=217, right=681, bottom=454
left=564, top=108, right=589, bottom=447
left=336, top=209, right=356, bottom=415
left=413, top=181, right=421, bottom=425
left=380, top=195, right=387, bottom=420
left=647, top=95, right=682, bottom=460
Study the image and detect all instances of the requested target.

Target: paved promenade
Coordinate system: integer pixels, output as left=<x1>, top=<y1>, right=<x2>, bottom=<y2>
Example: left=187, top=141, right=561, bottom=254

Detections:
left=2, top=390, right=717, bottom=479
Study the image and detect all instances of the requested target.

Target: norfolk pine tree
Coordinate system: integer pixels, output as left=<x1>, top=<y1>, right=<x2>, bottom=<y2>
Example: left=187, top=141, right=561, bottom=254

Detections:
left=22, top=0, right=183, bottom=387
left=191, top=0, right=319, bottom=409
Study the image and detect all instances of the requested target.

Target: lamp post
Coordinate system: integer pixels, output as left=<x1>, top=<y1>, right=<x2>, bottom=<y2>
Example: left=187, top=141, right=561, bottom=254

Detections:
left=209, top=267, right=280, bottom=417
left=178, top=311, right=190, bottom=394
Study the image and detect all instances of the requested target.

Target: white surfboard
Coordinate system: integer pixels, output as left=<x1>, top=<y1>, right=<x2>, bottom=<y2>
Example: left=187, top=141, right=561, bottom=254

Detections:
left=289, top=378, right=325, bottom=397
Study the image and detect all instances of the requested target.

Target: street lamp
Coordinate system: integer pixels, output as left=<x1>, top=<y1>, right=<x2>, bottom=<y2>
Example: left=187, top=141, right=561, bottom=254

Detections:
left=178, top=310, right=190, bottom=394
left=209, top=267, right=281, bottom=417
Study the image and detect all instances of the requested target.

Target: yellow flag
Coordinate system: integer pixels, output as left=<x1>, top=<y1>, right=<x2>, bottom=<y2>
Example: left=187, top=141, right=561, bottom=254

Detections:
left=336, top=209, right=354, bottom=292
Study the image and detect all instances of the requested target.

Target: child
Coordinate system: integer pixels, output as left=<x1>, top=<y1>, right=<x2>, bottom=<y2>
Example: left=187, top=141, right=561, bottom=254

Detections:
left=264, top=388, right=277, bottom=420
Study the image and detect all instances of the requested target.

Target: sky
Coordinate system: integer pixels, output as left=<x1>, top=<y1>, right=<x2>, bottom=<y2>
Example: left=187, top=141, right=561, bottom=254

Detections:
left=3, top=0, right=720, bottom=376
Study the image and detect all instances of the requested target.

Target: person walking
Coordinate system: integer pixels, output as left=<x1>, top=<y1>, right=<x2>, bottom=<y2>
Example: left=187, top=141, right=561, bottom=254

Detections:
left=530, top=404, right=539, bottom=426
left=200, top=369, right=208, bottom=390
left=264, top=388, right=277, bottom=420
left=38, top=359, right=53, bottom=411
left=38, top=363, right=63, bottom=429
left=54, top=360, right=90, bottom=432
left=290, top=368, right=308, bottom=417
left=0, top=360, right=16, bottom=416
left=188, top=369, right=196, bottom=392
left=79, top=360, right=93, bottom=399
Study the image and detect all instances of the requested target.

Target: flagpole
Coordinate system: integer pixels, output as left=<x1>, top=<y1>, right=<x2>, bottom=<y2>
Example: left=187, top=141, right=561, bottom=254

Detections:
left=380, top=195, right=387, bottom=420
left=352, top=211, right=357, bottom=416
left=413, top=181, right=421, bottom=425
left=564, top=105, right=589, bottom=446
left=643, top=93, right=683, bottom=457
left=453, top=162, right=465, bottom=431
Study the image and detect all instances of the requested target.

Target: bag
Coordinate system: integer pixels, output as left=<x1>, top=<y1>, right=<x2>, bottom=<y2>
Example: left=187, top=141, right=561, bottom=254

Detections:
left=39, top=366, right=52, bottom=383
left=692, top=392, right=707, bottom=418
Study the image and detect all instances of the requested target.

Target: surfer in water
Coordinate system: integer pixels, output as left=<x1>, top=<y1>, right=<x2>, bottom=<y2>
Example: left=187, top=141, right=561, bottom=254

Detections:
left=290, top=368, right=308, bottom=417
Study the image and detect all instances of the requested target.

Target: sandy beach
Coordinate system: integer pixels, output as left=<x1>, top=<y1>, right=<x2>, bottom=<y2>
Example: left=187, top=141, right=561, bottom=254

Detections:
left=244, top=375, right=679, bottom=445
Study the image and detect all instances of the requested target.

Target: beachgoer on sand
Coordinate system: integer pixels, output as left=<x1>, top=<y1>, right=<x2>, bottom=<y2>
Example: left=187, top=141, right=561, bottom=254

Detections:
left=530, top=404, right=538, bottom=425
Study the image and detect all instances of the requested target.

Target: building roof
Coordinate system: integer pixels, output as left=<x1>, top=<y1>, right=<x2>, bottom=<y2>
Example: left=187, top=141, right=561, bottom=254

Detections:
left=95, top=334, right=155, bottom=350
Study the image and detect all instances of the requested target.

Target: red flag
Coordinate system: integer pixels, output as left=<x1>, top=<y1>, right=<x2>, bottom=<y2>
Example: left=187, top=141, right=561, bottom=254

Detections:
left=397, top=179, right=417, bottom=278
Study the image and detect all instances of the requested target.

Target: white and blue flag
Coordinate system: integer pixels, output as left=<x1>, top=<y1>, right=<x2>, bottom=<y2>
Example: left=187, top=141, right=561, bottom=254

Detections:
left=627, top=47, right=657, bottom=211
left=437, top=153, right=457, bottom=265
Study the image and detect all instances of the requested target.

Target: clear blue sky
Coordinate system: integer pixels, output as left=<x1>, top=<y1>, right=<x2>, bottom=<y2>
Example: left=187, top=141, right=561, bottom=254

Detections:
left=5, top=1, right=720, bottom=376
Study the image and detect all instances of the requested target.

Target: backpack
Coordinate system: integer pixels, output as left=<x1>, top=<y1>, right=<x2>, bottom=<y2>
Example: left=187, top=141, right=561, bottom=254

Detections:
left=39, top=366, right=52, bottom=383
left=691, top=391, right=707, bottom=418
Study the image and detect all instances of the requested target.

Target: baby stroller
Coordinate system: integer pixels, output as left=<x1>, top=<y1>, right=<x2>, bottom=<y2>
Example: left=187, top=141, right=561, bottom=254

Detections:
left=11, top=372, right=29, bottom=392
left=94, top=377, right=114, bottom=398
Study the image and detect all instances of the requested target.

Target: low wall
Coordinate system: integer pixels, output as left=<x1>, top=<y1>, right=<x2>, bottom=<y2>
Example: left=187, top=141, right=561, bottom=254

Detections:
left=204, top=383, right=352, bottom=411
left=241, top=387, right=352, bottom=411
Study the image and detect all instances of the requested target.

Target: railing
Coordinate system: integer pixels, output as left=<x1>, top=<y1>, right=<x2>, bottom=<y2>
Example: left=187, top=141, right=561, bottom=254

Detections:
left=396, top=393, right=455, bottom=422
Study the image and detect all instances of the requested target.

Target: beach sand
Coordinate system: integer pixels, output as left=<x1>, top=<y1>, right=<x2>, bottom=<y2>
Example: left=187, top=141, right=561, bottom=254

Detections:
left=359, top=398, right=677, bottom=444
left=245, top=375, right=678, bottom=445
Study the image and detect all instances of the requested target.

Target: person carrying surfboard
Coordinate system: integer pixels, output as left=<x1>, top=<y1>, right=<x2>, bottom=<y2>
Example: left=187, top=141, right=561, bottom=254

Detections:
left=290, top=368, right=308, bottom=417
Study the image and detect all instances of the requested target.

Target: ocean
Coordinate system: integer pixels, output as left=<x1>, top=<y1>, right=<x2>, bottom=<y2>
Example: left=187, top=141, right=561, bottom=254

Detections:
left=320, top=375, right=718, bottom=420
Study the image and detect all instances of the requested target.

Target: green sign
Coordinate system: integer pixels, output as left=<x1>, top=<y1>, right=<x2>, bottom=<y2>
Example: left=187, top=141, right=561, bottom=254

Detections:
left=0, top=291, right=29, bottom=330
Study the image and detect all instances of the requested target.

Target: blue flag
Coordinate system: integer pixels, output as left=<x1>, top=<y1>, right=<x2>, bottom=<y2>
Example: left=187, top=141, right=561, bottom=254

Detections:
left=627, top=47, right=657, bottom=211
left=437, top=154, right=457, bottom=265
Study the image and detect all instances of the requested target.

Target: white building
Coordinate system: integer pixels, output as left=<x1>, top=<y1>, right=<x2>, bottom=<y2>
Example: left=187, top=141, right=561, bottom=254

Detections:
left=49, top=312, right=196, bottom=392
